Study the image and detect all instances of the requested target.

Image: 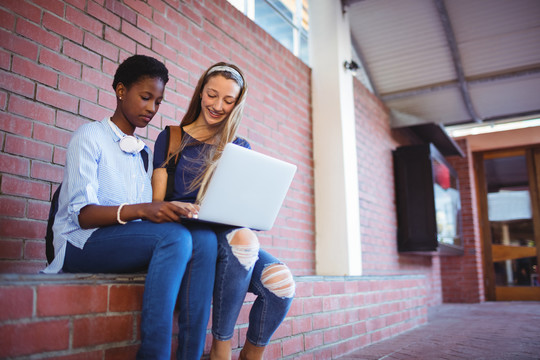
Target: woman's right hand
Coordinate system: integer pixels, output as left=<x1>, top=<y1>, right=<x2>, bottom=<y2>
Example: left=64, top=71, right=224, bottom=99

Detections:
left=79, top=201, right=199, bottom=228
left=139, top=201, right=195, bottom=223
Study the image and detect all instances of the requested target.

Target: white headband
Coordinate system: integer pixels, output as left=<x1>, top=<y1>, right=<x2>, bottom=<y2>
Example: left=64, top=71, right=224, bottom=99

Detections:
left=207, top=65, right=243, bottom=85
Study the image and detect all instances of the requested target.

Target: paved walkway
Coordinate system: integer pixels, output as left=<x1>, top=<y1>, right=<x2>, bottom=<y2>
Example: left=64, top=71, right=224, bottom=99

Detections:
left=339, top=302, right=540, bottom=360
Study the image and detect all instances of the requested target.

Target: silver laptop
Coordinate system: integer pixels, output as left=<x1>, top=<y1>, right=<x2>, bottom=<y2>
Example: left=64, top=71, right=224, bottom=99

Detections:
left=194, top=143, right=297, bottom=231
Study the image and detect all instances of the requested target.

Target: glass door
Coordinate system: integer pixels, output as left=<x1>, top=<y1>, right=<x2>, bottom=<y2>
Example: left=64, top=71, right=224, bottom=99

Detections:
left=476, top=147, right=540, bottom=301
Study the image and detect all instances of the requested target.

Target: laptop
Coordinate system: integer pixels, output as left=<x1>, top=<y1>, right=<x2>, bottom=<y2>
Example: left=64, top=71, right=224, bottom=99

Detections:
left=193, top=143, right=297, bottom=231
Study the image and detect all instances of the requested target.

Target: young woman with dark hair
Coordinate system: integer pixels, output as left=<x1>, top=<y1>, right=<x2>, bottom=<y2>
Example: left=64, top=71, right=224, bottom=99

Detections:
left=44, top=55, right=216, bottom=359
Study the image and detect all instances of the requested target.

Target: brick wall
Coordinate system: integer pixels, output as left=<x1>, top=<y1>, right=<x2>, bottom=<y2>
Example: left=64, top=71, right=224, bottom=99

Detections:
left=442, top=139, right=485, bottom=303
left=353, top=78, right=442, bottom=306
left=0, top=0, right=456, bottom=357
left=0, top=273, right=428, bottom=359
left=0, top=0, right=314, bottom=274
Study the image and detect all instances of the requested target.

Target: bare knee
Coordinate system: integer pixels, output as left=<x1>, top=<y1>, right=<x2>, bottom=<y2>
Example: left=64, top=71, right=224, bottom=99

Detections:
left=261, top=263, right=295, bottom=298
left=226, top=228, right=260, bottom=271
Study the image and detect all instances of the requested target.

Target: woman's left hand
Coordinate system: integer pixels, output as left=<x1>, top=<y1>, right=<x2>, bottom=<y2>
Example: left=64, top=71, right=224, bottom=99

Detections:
left=170, top=201, right=200, bottom=219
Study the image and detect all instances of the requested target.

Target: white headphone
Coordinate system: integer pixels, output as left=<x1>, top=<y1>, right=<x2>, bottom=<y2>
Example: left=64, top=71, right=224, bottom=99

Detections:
left=108, top=119, right=145, bottom=154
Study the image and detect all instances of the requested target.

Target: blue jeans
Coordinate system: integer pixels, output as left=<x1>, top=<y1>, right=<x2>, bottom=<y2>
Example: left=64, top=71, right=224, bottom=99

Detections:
left=63, top=221, right=217, bottom=360
left=211, top=227, right=294, bottom=346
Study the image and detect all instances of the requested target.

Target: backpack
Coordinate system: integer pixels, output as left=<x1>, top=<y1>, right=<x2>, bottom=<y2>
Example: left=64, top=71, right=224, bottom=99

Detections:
left=45, top=150, right=150, bottom=265
left=164, top=125, right=183, bottom=200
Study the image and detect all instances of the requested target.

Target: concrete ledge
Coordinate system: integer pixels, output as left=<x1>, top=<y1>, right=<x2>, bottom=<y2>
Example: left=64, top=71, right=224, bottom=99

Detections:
left=0, top=272, right=425, bottom=285
left=0, top=273, right=147, bottom=285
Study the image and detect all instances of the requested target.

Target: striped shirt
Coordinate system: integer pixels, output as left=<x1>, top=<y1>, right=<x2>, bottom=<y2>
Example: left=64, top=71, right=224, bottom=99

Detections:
left=43, top=118, right=153, bottom=273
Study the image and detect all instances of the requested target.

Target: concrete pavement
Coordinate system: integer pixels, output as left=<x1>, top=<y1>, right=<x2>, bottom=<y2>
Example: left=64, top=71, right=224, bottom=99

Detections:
left=339, top=302, right=540, bottom=360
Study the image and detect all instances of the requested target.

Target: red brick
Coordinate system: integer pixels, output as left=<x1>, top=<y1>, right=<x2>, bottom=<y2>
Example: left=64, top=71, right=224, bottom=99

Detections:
left=1, top=174, right=50, bottom=201
left=0, top=152, right=30, bottom=176
left=28, top=199, right=51, bottom=220
left=303, top=296, right=323, bottom=314
left=0, top=29, right=39, bottom=60
left=33, top=0, right=65, bottom=16
left=98, top=89, right=116, bottom=110
left=79, top=99, right=111, bottom=121
left=63, top=40, right=101, bottom=69
left=109, top=284, right=144, bottom=312
left=0, top=239, right=23, bottom=260
left=2, top=0, right=42, bottom=24
left=24, top=240, right=46, bottom=260
left=43, top=12, right=84, bottom=44
left=0, top=217, right=46, bottom=239
left=323, top=295, right=341, bottom=311
left=282, top=334, right=304, bottom=356
left=124, top=21, right=152, bottom=47
left=0, top=260, right=43, bottom=274
left=85, top=4, right=118, bottom=32
left=0, top=88, right=6, bottom=109
left=105, top=345, right=139, bottom=360
left=312, top=312, right=331, bottom=330
left=56, top=110, right=89, bottom=131
left=166, top=62, right=190, bottom=86
left=313, top=281, right=331, bottom=296
left=16, top=19, right=61, bottom=52
left=0, top=196, right=26, bottom=217
left=82, top=65, right=114, bottom=90
left=138, top=15, right=165, bottom=41
left=305, top=330, right=324, bottom=350
left=105, top=0, right=137, bottom=24
left=323, top=327, right=340, bottom=344
left=59, top=74, right=98, bottom=102
left=150, top=39, right=175, bottom=63
left=154, top=12, right=181, bottom=38
left=179, top=3, right=202, bottom=26
left=0, top=70, right=35, bottom=98
left=0, top=8, right=15, bottom=31
left=104, top=26, right=136, bottom=54
left=31, top=161, right=64, bottom=183
left=39, top=48, right=82, bottom=79
left=84, top=33, right=119, bottom=61
left=0, top=320, right=69, bottom=358
left=37, top=285, right=108, bottom=316
left=54, top=146, right=67, bottom=166
left=8, top=93, right=56, bottom=123
left=124, top=0, right=152, bottom=19
left=65, top=6, right=103, bottom=36
left=72, top=314, right=134, bottom=348
left=4, top=134, right=53, bottom=162
left=33, top=122, right=74, bottom=147
left=0, top=112, right=32, bottom=137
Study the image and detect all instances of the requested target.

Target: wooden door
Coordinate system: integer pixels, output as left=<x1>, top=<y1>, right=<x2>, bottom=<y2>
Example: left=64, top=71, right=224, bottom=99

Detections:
left=476, top=147, right=540, bottom=301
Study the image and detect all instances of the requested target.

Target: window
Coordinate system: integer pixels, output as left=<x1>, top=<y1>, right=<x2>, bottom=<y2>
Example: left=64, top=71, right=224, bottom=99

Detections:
left=228, top=0, right=309, bottom=64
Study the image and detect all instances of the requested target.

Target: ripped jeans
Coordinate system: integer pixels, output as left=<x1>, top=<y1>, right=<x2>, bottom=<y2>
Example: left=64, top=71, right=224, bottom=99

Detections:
left=211, top=227, right=295, bottom=346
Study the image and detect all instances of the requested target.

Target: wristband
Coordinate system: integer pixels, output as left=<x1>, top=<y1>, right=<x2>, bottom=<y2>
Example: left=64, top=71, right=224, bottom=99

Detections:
left=117, top=203, right=128, bottom=225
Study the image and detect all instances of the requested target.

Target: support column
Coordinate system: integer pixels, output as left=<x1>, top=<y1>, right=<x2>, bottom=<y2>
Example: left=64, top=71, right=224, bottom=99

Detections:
left=310, top=1, right=362, bottom=275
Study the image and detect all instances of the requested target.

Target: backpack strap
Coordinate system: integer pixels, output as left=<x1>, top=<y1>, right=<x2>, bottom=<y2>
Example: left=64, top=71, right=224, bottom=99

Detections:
left=45, top=184, right=62, bottom=264
left=46, top=150, right=150, bottom=264
left=164, top=125, right=183, bottom=200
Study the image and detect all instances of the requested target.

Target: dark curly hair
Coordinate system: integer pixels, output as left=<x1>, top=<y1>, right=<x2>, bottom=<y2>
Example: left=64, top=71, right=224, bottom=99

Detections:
left=112, top=55, right=169, bottom=90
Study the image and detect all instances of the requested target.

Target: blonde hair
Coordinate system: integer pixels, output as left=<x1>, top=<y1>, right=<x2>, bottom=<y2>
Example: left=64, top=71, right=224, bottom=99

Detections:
left=163, top=62, right=248, bottom=203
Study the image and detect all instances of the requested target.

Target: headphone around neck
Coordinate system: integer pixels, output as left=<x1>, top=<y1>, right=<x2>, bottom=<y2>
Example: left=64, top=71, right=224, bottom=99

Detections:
left=108, top=119, right=145, bottom=154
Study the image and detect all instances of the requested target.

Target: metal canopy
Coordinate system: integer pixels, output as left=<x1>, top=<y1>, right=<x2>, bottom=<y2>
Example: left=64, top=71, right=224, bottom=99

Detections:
left=345, top=0, right=540, bottom=127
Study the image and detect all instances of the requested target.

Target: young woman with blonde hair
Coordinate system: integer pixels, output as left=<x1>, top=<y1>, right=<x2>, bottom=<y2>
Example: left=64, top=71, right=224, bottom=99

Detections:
left=152, top=62, right=295, bottom=359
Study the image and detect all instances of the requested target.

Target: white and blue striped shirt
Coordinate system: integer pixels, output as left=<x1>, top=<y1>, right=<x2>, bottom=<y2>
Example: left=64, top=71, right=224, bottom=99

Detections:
left=43, top=118, right=153, bottom=273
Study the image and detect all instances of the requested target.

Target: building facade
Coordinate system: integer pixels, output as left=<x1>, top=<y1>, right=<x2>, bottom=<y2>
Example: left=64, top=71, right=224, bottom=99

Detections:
left=1, top=0, right=538, bottom=358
